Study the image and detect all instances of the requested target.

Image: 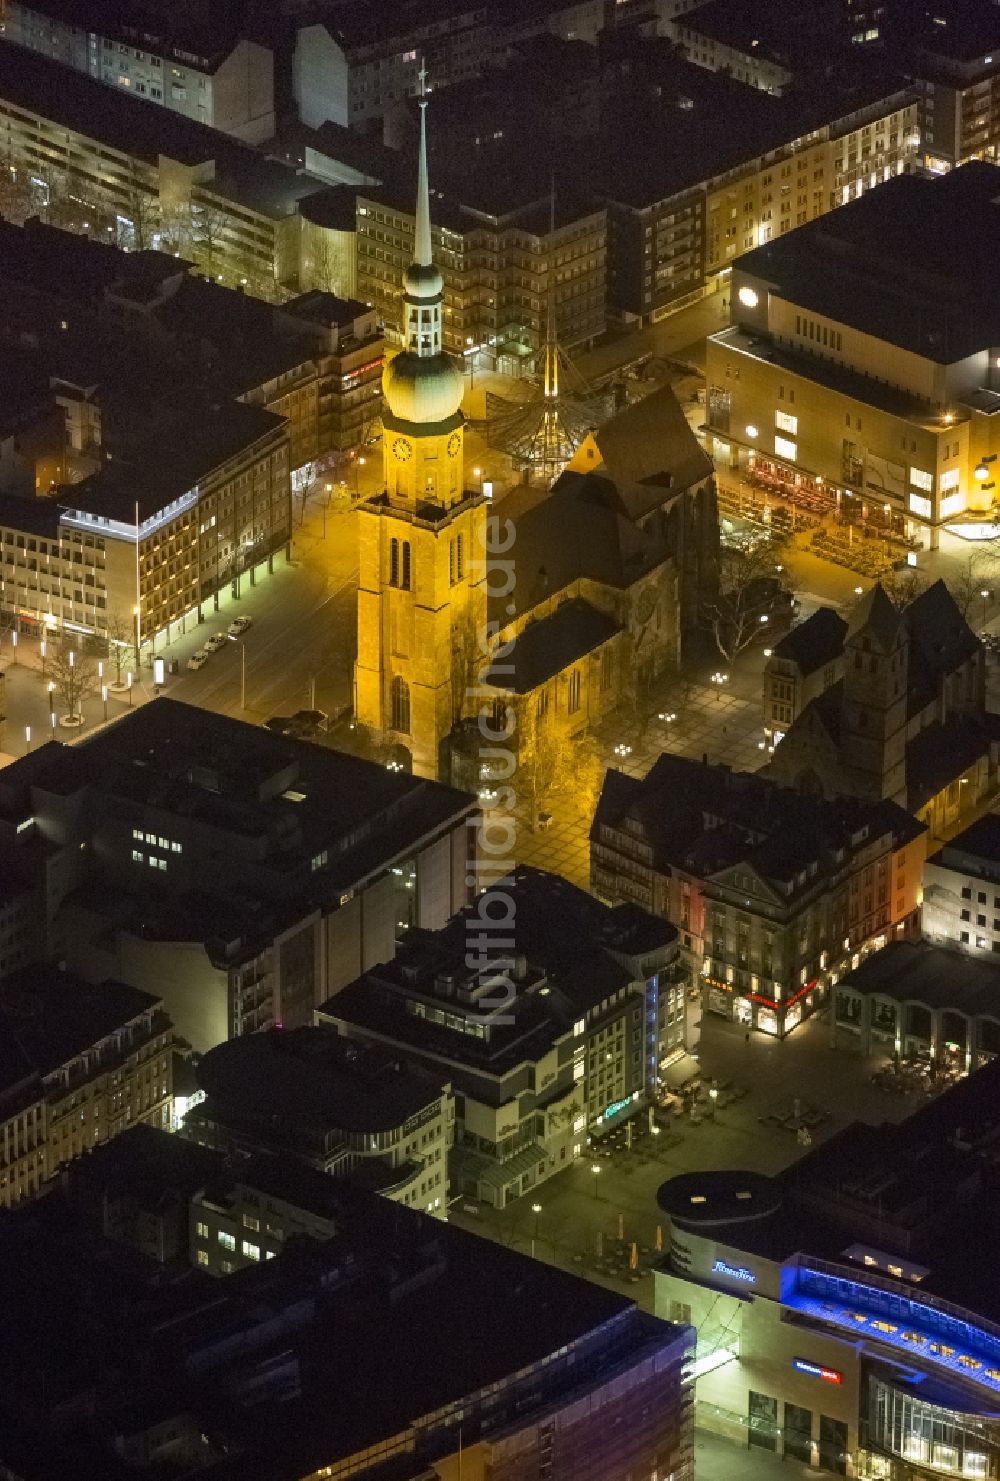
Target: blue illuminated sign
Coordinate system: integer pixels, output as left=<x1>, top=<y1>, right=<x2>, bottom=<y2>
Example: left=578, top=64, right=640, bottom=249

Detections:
left=604, top=1095, right=633, bottom=1119
left=713, top=1259, right=756, bottom=1284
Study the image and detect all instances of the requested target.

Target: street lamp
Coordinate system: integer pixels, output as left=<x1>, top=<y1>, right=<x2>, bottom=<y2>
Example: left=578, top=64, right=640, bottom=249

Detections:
left=709, top=1082, right=719, bottom=1117
left=711, top=671, right=729, bottom=701
left=47, top=682, right=54, bottom=720
left=531, top=1201, right=542, bottom=1258
left=40, top=637, right=46, bottom=676
left=101, top=684, right=108, bottom=722
left=982, top=588, right=991, bottom=629
left=126, top=669, right=133, bottom=706
left=591, top=1162, right=601, bottom=1199
left=472, top=465, right=482, bottom=492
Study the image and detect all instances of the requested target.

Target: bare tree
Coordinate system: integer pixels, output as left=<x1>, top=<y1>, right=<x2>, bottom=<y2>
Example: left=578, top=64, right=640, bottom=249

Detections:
left=49, top=641, right=97, bottom=722
left=114, top=167, right=160, bottom=252
left=104, top=608, right=135, bottom=684
left=308, top=233, right=342, bottom=295
left=191, top=201, right=228, bottom=279
left=945, top=551, right=1000, bottom=622
left=878, top=567, right=926, bottom=612
left=701, top=533, right=791, bottom=662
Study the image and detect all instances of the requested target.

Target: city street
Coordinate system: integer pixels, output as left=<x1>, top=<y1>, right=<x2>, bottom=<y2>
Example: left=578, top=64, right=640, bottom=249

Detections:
left=447, top=1009, right=918, bottom=1316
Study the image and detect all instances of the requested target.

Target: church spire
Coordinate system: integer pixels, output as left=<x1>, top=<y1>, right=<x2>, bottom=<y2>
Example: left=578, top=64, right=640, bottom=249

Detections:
left=413, top=60, right=432, bottom=269
left=543, top=177, right=558, bottom=400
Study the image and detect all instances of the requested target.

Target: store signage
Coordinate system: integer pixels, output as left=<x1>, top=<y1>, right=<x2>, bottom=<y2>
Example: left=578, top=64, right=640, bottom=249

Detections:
left=713, top=1259, right=756, bottom=1284
left=604, top=1095, right=633, bottom=1119
left=793, top=1358, right=842, bottom=1384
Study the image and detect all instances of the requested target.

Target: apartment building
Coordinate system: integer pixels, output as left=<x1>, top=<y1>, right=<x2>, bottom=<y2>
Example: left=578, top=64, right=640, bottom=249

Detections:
left=591, top=753, right=925, bottom=1039
left=319, top=866, right=687, bottom=1207
left=0, top=699, right=478, bottom=1052
left=706, top=163, right=1000, bottom=548
left=0, top=41, right=319, bottom=297
left=185, top=1027, right=453, bottom=1217
left=0, top=965, right=172, bottom=1208
left=5, top=0, right=275, bottom=142
left=597, top=65, right=916, bottom=324
left=357, top=178, right=606, bottom=368
left=910, top=3, right=1000, bottom=173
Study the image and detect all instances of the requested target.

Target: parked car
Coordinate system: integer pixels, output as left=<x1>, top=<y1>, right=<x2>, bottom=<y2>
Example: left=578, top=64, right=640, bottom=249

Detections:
left=265, top=709, right=329, bottom=740
left=203, top=632, right=228, bottom=653
left=227, top=616, right=253, bottom=638
left=186, top=650, right=209, bottom=671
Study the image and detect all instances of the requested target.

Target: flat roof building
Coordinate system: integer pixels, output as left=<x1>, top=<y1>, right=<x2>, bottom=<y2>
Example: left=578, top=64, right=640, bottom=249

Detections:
left=707, top=162, right=1000, bottom=546
left=0, top=1124, right=696, bottom=1481
left=320, top=865, right=686, bottom=1207
left=924, top=812, right=1000, bottom=959
left=0, top=699, right=478, bottom=1051
left=654, top=1054, right=1000, bottom=1476
left=185, top=1026, right=453, bottom=1216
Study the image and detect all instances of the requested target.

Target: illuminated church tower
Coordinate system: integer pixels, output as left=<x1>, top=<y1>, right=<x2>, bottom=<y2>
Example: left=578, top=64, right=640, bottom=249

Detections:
left=355, top=72, right=486, bottom=778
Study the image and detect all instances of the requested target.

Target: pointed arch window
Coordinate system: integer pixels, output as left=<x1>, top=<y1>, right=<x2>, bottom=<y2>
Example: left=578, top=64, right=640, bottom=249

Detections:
left=401, top=541, right=411, bottom=590
left=390, top=538, right=400, bottom=587
left=391, top=676, right=411, bottom=735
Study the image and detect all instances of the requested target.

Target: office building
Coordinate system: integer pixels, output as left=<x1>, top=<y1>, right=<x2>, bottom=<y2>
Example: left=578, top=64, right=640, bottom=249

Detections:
left=923, top=813, right=1000, bottom=956
left=594, top=52, right=916, bottom=325
left=319, top=865, right=687, bottom=1207
left=768, top=583, right=999, bottom=834
left=592, top=752, right=925, bottom=1039
left=357, top=174, right=606, bottom=369
left=0, top=965, right=172, bottom=1208
left=0, top=40, right=322, bottom=297
left=0, top=1124, right=696, bottom=1481
left=706, top=162, right=1000, bottom=547
left=5, top=0, right=275, bottom=143
left=832, top=937, right=1000, bottom=1066
left=185, top=1026, right=453, bottom=1215
left=654, top=1055, right=1000, bottom=1477
left=0, top=699, right=478, bottom=1051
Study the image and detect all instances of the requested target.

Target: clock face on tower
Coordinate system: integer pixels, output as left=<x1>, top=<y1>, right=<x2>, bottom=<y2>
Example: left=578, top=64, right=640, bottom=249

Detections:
left=393, top=437, right=412, bottom=462
left=446, top=432, right=462, bottom=459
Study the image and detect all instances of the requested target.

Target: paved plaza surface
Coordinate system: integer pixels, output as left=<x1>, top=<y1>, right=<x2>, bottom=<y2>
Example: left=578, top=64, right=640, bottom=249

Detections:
left=447, top=1010, right=917, bottom=1317
left=695, top=1430, right=808, bottom=1481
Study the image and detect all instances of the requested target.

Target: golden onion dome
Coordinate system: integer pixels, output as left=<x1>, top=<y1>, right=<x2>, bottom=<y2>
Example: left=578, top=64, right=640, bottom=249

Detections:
left=383, top=350, right=464, bottom=425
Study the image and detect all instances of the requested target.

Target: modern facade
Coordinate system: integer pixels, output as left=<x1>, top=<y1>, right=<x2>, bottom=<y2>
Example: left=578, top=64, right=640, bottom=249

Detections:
left=354, top=90, right=486, bottom=777
left=768, top=583, right=1000, bottom=838
left=5, top=0, right=275, bottom=142
left=592, top=752, right=926, bottom=1039
left=0, top=965, right=172, bottom=1208
left=832, top=937, right=1000, bottom=1066
left=923, top=813, right=1000, bottom=956
left=184, top=1026, right=453, bottom=1216
left=654, top=1056, right=1000, bottom=1481
left=319, top=865, right=688, bottom=1207
left=0, top=40, right=321, bottom=296
left=0, top=699, right=478, bottom=1052
left=3, top=1124, right=696, bottom=1481
left=706, top=163, right=1000, bottom=547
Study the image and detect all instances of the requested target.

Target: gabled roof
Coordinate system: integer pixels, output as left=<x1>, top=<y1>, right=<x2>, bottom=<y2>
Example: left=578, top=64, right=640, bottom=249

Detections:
left=904, top=579, right=981, bottom=711
left=581, top=383, right=713, bottom=497
left=493, top=471, right=666, bottom=622
left=483, top=597, right=620, bottom=693
left=847, top=582, right=902, bottom=650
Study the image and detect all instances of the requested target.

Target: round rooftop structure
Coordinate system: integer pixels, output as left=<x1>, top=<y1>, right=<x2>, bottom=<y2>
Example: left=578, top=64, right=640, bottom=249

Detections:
left=403, top=261, right=444, bottom=301
left=657, top=1170, right=781, bottom=1230
left=383, top=349, right=464, bottom=425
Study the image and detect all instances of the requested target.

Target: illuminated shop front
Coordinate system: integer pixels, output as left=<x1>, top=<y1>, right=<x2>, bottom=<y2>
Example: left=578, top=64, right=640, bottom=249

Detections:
left=704, top=974, right=823, bottom=1038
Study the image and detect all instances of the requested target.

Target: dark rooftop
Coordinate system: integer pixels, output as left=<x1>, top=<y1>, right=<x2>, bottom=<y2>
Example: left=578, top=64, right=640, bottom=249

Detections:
left=5, top=0, right=254, bottom=69
left=772, top=606, right=847, bottom=676
left=484, top=597, right=621, bottom=692
left=837, top=937, right=1000, bottom=1014
left=0, top=965, right=162, bottom=1085
left=933, top=811, right=1000, bottom=870
left=196, top=1026, right=447, bottom=1133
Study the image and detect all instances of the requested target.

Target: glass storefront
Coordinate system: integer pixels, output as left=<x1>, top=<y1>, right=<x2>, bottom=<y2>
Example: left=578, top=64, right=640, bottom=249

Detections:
left=866, top=1373, right=999, bottom=1480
